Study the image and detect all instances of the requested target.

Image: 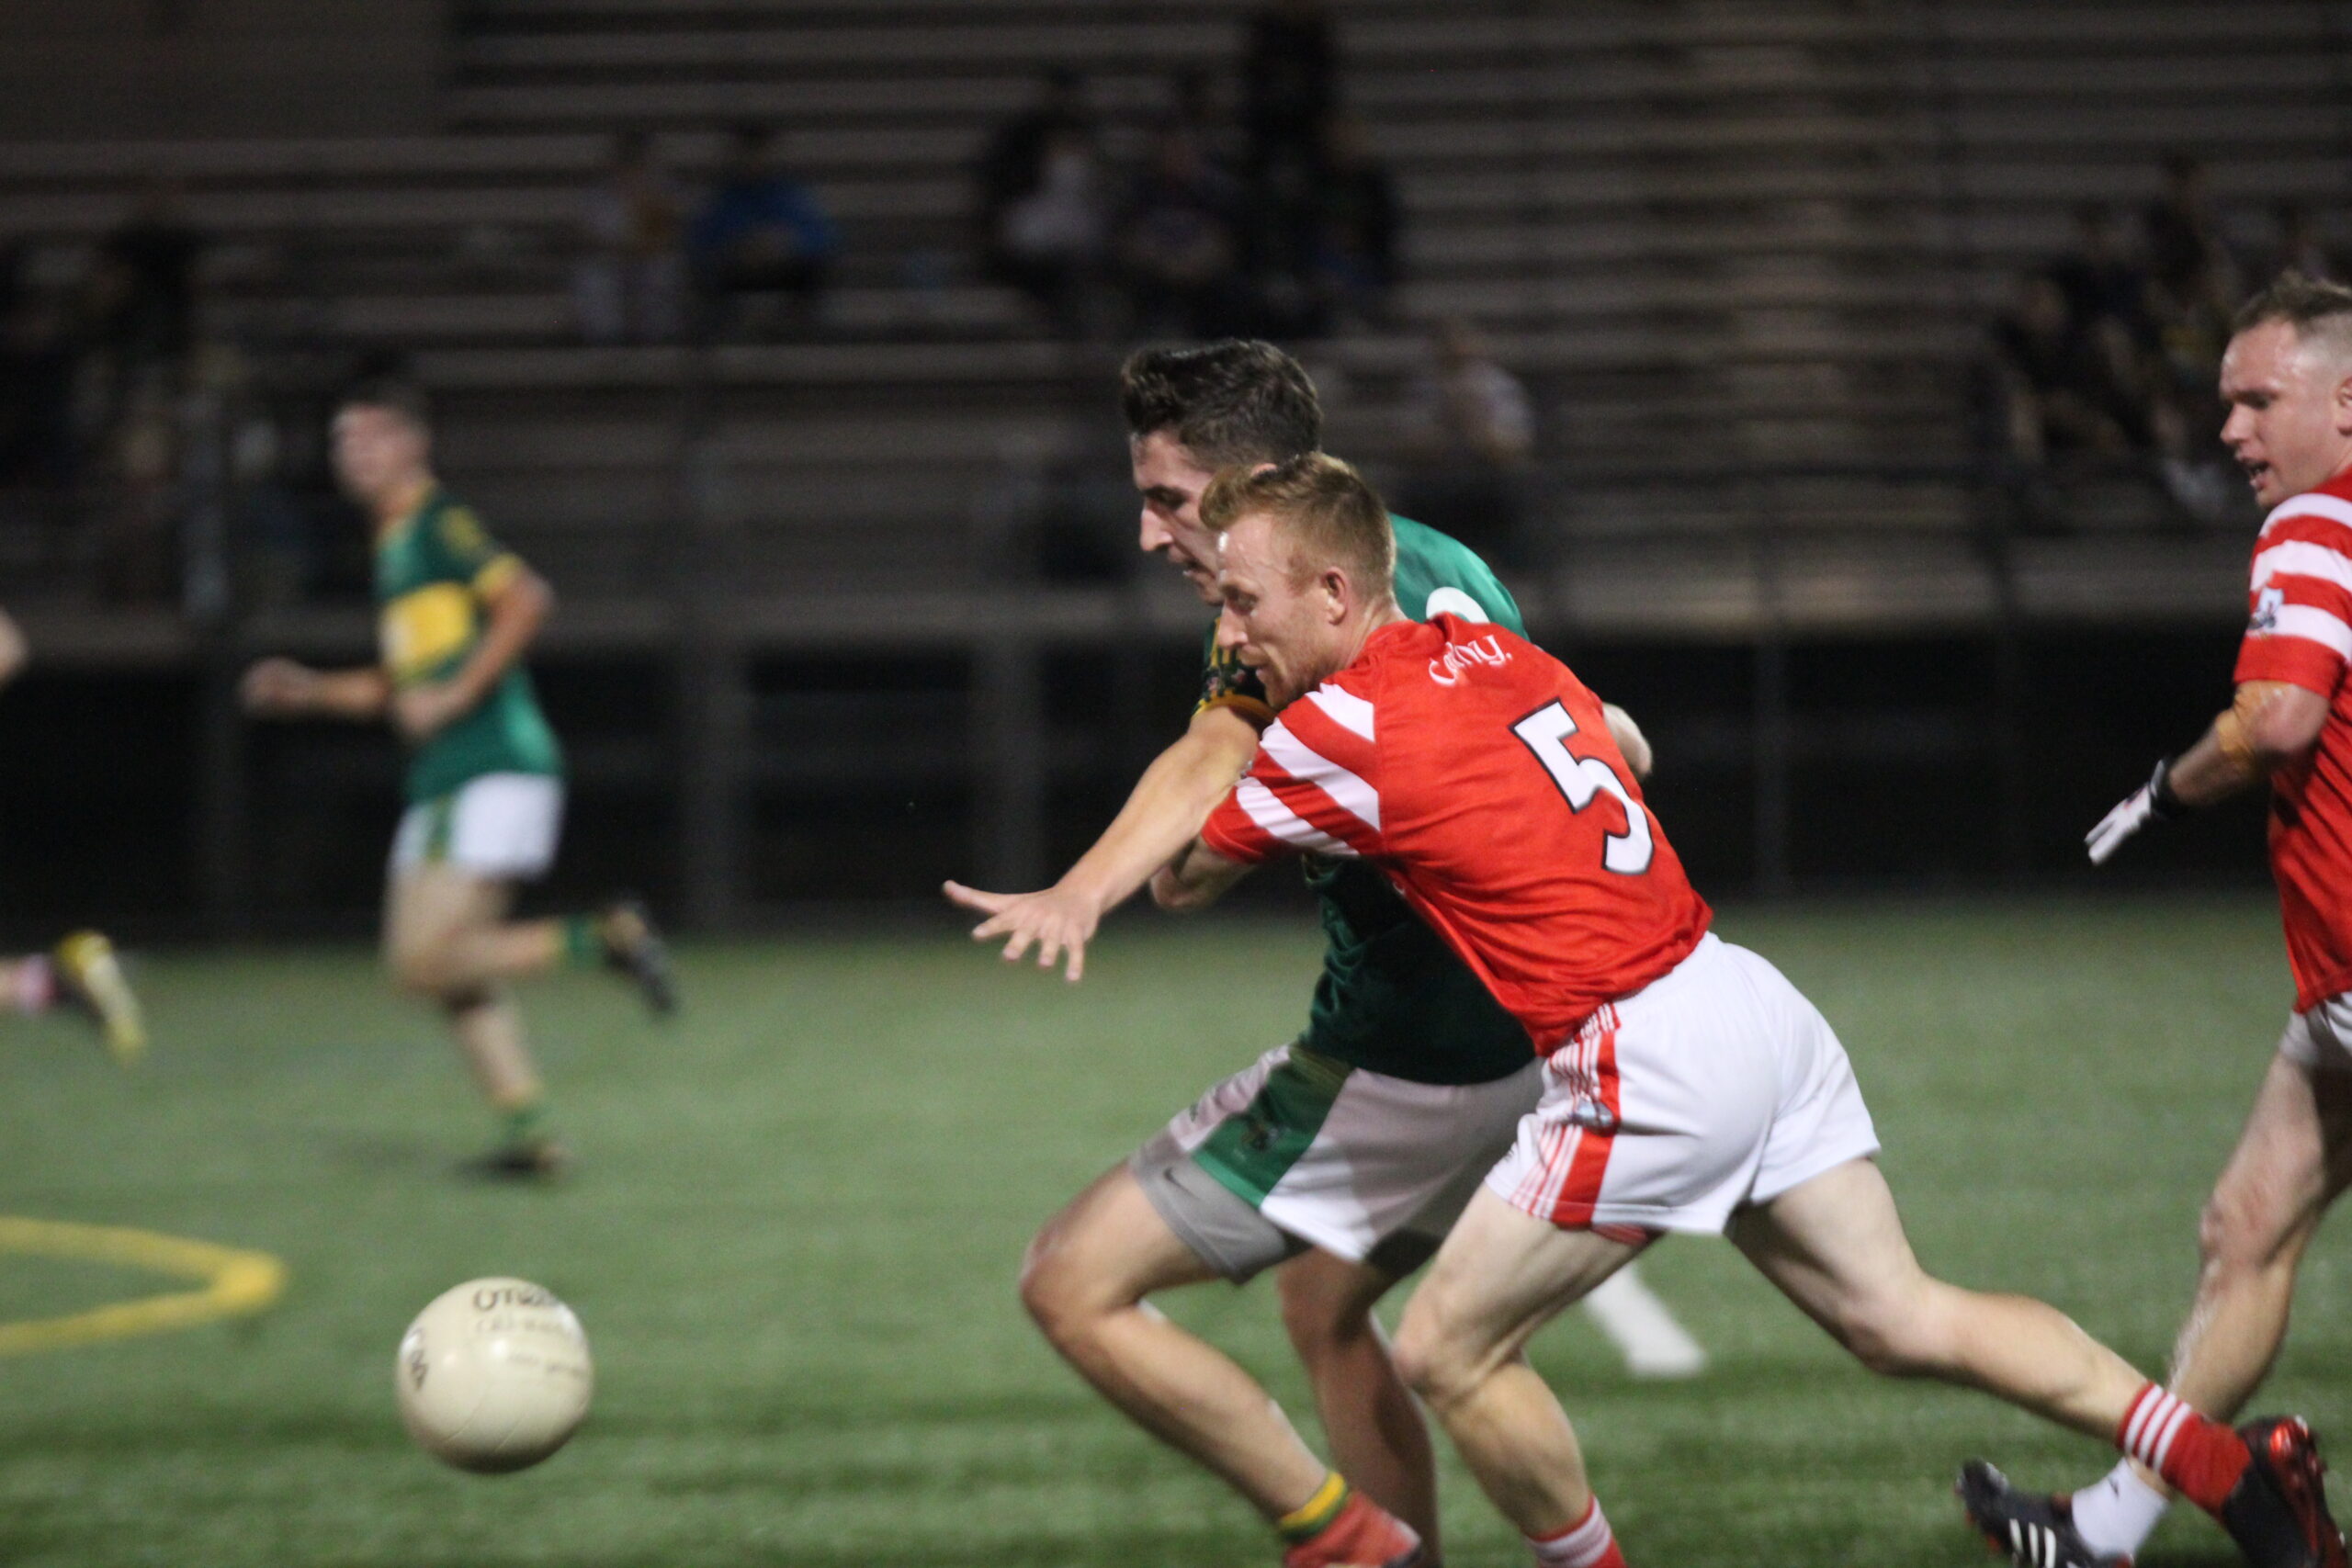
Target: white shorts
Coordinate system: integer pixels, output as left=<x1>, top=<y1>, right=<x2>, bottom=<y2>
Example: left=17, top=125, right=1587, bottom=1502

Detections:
left=2278, top=993, right=2352, bottom=1072
left=1134, top=1043, right=1544, bottom=1280
left=389, top=773, right=564, bottom=881
left=1486, top=932, right=1881, bottom=1236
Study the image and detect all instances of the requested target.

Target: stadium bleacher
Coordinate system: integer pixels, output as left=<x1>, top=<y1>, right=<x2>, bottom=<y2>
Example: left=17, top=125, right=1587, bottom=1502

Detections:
left=0, top=0, right=2335, bottom=914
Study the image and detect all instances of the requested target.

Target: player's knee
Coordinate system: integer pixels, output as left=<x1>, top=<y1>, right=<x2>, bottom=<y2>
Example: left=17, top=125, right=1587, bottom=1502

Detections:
left=1827, top=1284, right=1946, bottom=1378
left=387, top=942, right=448, bottom=998
left=2197, top=1161, right=2312, bottom=1273
left=1390, top=1303, right=1475, bottom=1411
left=1839, top=1313, right=1933, bottom=1377
left=388, top=935, right=481, bottom=1004
left=1017, top=1225, right=1105, bottom=1349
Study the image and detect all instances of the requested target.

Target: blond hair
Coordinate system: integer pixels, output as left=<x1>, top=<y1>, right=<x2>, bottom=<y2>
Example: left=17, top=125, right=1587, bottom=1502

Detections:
left=1198, top=452, right=1396, bottom=599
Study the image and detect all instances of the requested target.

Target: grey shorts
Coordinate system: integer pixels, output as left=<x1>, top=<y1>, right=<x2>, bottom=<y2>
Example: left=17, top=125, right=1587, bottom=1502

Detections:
left=1127, top=1043, right=1543, bottom=1284
left=1131, top=1133, right=1460, bottom=1284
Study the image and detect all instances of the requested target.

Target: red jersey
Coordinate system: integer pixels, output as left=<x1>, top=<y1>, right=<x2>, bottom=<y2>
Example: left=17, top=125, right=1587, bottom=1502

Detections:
left=1203, top=615, right=1712, bottom=1052
left=2233, top=470, right=2352, bottom=1010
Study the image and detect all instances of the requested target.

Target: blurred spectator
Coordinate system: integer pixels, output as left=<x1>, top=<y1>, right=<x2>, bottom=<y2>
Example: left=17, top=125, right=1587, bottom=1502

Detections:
left=1306, top=110, right=1400, bottom=330
left=2266, top=203, right=2341, bottom=286
left=1986, top=271, right=2146, bottom=468
left=2143, top=152, right=2234, bottom=305
left=1395, top=319, right=1536, bottom=566
left=990, top=122, right=1114, bottom=337
left=574, top=131, right=686, bottom=345
left=95, top=368, right=179, bottom=604
left=2151, top=388, right=2237, bottom=525
left=2048, top=202, right=2151, bottom=348
left=690, top=127, right=837, bottom=340
left=1116, top=121, right=1250, bottom=339
left=1242, top=0, right=1339, bottom=176
left=977, top=69, right=1092, bottom=276
left=0, top=249, right=81, bottom=487
left=88, top=177, right=204, bottom=373
left=1238, top=129, right=1321, bottom=338
left=2143, top=152, right=2239, bottom=383
left=1168, top=65, right=1239, bottom=168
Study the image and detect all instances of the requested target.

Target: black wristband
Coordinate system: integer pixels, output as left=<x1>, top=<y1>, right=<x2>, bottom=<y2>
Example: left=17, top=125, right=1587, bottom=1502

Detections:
left=2149, top=758, right=2185, bottom=817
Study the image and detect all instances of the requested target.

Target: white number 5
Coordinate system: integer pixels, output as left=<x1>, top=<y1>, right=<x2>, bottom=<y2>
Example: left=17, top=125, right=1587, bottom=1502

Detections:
left=1511, top=701, right=1655, bottom=874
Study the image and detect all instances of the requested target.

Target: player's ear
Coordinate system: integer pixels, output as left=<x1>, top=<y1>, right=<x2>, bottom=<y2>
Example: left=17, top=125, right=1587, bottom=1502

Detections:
left=1320, top=567, right=1351, bottom=623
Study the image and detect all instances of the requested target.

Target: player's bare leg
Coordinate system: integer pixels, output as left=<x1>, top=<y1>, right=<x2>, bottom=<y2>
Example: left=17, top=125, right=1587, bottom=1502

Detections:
left=445, top=986, right=542, bottom=1116
left=1277, top=1249, right=1440, bottom=1554
left=388, top=864, right=561, bottom=995
left=387, top=868, right=560, bottom=1172
left=5, top=936, right=145, bottom=1064
left=1996, top=1053, right=2352, bottom=1563
left=1751, top=1158, right=2345, bottom=1566
left=1392, top=1191, right=1642, bottom=1556
left=1022, top=1165, right=1420, bottom=1563
left=386, top=864, right=674, bottom=1015
left=2167, top=1054, right=2352, bottom=1420
left=1731, top=1157, right=2145, bottom=1432
left=1023, top=1165, right=1333, bottom=1512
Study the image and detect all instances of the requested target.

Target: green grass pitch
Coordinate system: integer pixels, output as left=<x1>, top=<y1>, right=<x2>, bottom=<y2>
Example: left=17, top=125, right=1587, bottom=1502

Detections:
left=0, top=896, right=2344, bottom=1567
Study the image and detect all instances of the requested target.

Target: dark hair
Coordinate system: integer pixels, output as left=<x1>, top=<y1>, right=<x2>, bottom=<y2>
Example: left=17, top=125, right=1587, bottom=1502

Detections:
left=1198, top=451, right=1394, bottom=598
left=336, top=377, right=432, bottom=434
left=1118, top=340, right=1322, bottom=468
left=2234, top=270, right=2352, bottom=338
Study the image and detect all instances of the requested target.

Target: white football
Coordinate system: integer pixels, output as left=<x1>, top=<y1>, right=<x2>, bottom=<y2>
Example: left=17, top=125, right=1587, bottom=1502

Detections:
left=395, top=1277, right=593, bottom=1473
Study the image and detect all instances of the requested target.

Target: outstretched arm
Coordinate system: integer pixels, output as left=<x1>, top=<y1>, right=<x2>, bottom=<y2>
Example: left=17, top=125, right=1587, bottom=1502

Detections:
left=241, top=658, right=392, bottom=721
left=944, top=703, right=1261, bottom=981
left=2086, top=681, right=2329, bottom=863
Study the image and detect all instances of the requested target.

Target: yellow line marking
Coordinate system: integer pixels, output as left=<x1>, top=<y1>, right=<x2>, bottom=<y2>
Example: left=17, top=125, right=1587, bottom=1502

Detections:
left=0, top=1217, right=287, bottom=1355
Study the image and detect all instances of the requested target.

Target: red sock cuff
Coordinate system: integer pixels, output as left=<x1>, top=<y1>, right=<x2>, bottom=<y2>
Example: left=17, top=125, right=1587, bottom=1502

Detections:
left=2117, top=1383, right=2249, bottom=1515
left=1529, top=1496, right=1624, bottom=1568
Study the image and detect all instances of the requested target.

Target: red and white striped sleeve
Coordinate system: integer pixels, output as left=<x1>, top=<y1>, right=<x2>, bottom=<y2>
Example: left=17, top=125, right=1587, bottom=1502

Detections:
left=1202, top=681, right=1385, bottom=865
left=2237, top=491, right=2352, bottom=694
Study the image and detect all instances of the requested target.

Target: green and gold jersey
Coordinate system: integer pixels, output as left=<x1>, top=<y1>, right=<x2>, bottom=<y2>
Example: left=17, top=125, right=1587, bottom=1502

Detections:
left=1197, top=515, right=1534, bottom=1086
left=375, top=488, right=563, bottom=805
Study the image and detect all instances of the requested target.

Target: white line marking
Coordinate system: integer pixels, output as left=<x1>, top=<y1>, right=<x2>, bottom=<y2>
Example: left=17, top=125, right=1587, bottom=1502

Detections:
left=1579, top=1262, right=1706, bottom=1380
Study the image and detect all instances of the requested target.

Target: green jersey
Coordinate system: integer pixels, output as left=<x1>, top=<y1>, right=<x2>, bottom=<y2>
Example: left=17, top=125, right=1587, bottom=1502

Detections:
left=1196, top=515, right=1533, bottom=1085
left=375, top=488, right=563, bottom=805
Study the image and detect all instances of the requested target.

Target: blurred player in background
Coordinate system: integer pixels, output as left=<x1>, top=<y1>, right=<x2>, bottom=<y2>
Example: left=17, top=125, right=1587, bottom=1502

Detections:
left=1160, top=454, right=2342, bottom=1568
left=946, top=341, right=1652, bottom=1568
left=1963, top=276, right=2352, bottom=1568
left=0, top=604, right=145, bottom=1063
left=240, top=381, right=673, bottom=1179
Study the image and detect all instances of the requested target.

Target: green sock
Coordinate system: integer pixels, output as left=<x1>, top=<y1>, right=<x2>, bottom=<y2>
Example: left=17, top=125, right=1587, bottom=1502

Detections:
left=560, top=914, right=602, bottom=967
left=499, top=1100, right=551, bottom=1149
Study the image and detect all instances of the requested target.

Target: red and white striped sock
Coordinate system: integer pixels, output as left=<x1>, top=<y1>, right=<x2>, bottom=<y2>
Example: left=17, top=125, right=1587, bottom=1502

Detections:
left=1528, top=1497, right=1627, bottom=1568
left=2116, top=1382, right=2250, bottom=1515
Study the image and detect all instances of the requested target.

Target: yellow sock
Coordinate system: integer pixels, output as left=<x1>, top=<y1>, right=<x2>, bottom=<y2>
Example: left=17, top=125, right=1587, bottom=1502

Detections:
left=1276, top=1473, right=1351, bottom=1545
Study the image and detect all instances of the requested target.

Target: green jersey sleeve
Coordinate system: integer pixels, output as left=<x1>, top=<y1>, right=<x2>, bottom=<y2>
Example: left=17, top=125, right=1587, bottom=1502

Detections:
left=1388, top=515, right=1524, bottom=637
left=426, top=502, right=526, bottom=597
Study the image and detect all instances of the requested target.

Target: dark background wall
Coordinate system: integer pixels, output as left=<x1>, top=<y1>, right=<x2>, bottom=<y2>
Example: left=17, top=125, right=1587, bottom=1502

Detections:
left=0, top=0, right=446, bottom=140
